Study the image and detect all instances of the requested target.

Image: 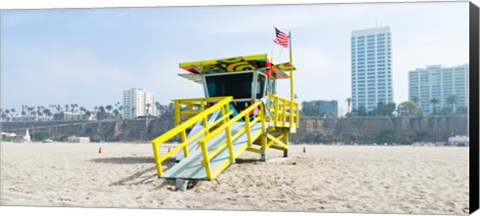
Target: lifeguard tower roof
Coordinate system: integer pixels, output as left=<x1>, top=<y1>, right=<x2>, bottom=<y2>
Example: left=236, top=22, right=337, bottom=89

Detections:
left=178, top=54, right=296, bottom=83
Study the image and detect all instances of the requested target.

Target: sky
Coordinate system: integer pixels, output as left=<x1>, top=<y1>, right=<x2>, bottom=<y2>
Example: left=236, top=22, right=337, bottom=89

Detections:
left=0, top=2, right=469, bottom=114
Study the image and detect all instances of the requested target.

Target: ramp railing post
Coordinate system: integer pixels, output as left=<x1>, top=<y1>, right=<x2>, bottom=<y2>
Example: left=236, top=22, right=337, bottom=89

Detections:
left=289, top=100, right=294, bottom=127
left=275, top=98, right=279, bottom=126
left=295, top=104, right=300, bottom=126
left=221, top=104, right=234, bottom=163
left=181, top=130, right=189, bottom=157
left=283, top=131, right=289, bottom=157
left=201, top=102, right=209, bottom=136
left=259, top=104, right=267, bottom=162
left=199, top=141, right=213, bottom=180
left=244, top=114, right=252, bottom=145
left=152, top=142, right=163, bottom=177
left=174, top=100, right=181, bottom=126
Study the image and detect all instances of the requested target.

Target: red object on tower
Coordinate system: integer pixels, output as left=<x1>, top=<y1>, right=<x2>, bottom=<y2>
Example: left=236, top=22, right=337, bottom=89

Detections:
left=303, top=147, right=306, bottom=153
left=265, top=60, right=271, bottom=78
left=98, top=147, right=102, bottom=154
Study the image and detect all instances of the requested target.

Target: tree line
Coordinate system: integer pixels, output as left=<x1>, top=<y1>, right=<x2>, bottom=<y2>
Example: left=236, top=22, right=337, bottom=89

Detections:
left=336, top=94, right=466, bottom=117
left=0, top=102, right=176, bottom=122
left=1, top=94, right=468, bottom=122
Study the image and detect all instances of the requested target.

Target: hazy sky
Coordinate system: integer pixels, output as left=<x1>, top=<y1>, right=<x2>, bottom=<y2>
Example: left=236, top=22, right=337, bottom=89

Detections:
left=1, top=2, right=469, bottom=114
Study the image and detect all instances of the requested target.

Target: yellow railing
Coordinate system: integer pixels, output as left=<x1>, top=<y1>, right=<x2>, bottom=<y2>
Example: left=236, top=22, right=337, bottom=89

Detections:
left=268, top=95, right=300, bottom=128
left=172, top=97, right=232, bottom=126
left=197, top=101, right=266, bottom=180
left=151, top=96, right=233, bottom=177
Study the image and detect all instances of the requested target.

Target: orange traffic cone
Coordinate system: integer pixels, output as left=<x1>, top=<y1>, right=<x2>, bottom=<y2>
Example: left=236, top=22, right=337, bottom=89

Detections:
left=168, top=147, right=171, bottom=153
left=303, top=147, right=306, bottom=153
left=98, top=146, right=102, bottom=154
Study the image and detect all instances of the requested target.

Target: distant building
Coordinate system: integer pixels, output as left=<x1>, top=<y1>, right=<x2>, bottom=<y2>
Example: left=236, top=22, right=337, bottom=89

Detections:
left=1, top=132, right=17, bottom=137
left=448, top=135, right=469, bottom=146
left=68, top=136, right=90, bottom=143
left=123, top=88, right=155, bottom=119
left=351, top=26, right=393, bottom=112
left=409, top=64, right=469, bottom=115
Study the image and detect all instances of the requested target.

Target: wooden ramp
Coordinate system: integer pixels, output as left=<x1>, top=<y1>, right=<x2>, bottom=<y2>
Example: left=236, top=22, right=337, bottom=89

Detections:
left=161, top=121, right=262, bottom=180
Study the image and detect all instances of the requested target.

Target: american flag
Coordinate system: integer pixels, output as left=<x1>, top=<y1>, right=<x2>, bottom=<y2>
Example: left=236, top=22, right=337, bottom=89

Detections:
left=273, top=27, right=289, bottom=48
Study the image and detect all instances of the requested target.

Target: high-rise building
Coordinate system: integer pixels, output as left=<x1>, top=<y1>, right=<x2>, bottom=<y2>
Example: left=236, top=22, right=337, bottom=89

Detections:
left=409, top=64, right=469, bottom=115
left=351, top=26, right=393, bottom=112
left=123, top=88, right=155, bottom=119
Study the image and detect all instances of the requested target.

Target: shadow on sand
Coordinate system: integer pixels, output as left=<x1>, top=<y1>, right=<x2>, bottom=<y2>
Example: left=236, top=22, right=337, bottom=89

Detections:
left=91, top=157, right=176, bottom=164
left=235, top=158, right=261, bottom=164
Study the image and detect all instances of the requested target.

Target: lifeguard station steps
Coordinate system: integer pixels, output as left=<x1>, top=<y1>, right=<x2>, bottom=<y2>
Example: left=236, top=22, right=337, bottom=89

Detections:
left=162, top=121, right=262, bottom=180
left=151, top=96, right=299, bottom=181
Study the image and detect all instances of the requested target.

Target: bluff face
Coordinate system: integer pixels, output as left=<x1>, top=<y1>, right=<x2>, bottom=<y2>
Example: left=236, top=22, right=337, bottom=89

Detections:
left=2, top=115, right=468, bottom=144
left=291, top=116, right=468, bottom=144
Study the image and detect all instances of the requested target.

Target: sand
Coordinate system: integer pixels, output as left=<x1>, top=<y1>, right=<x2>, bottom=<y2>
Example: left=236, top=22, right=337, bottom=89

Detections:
left=0, top=142, right=469, bottom=214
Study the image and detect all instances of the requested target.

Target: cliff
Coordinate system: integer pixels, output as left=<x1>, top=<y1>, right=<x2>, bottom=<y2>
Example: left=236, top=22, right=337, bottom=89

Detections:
left=1, top=115, right=468, bottom=144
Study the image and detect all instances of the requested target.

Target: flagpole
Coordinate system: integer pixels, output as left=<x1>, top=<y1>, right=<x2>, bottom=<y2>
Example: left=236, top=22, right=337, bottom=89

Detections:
left=289, top=31, right=294, bottom=102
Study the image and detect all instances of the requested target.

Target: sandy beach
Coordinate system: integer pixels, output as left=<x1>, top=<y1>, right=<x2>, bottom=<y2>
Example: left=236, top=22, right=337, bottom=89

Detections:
left=0, top=142, right=469, bottom=214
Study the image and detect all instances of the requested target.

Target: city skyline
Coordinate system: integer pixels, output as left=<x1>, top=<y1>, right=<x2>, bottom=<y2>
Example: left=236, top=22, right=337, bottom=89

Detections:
left=1, top=2, right=469, bottom=114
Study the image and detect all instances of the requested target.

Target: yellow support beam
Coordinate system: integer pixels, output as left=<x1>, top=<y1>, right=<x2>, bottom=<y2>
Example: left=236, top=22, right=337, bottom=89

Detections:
left=269, top=145, right=288, bottom=151
left=267, top=133, right=289, bottom=150
left=246, top=147, right=261, bottom=154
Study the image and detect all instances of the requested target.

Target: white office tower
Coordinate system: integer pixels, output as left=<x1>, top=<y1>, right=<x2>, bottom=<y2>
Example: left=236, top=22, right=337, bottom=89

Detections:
left=351, top=26, right=393, bottom=112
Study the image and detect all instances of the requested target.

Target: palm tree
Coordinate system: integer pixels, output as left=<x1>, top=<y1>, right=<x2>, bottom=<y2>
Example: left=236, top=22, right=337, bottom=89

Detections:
left=146, top=103, right=151, bottom=117
left=430, top=98, right=439, bottom=115
left=106, top=105, right=113, bottom=113
left=43, top=108, right=52, bottom=120
left=113, top=109, right=120, bottom=118
left=28, top=106, right=35, bottom=119
left=98, top=106, right=106, bottom=119
left=131, top=107, right=136, bottom=119
left=346, top=98, right=352, bottom=114
left=447, top=95, right=458, bottom=113
left=118, top=106, right=124, bottom=119
left=37, top=110, right=44, bottom=120
left=21, top=105, right=26, bottom=117
left=155, top=102, right=161, bottom=117
left=5, top=109, right=10, bottom=121
left=11, top=108, right=16, bottom=119
left=105, top=105, right=113, bottom=120
left=412, top=97, right=419, bottom=105
left=79, top=107, right=86, bottom=115
left=1, top=109, right=8, bottom=122
left=85, top=111, right=92, bottom=120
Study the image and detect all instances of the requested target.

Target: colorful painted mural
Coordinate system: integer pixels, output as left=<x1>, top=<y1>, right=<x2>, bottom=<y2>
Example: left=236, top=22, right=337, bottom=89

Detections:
left=178, top=54, right=295, bottom=79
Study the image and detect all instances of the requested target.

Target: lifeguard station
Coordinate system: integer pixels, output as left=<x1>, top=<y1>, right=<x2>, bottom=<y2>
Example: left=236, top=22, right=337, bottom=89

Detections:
left=151, top=54, right=299, bottom=187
